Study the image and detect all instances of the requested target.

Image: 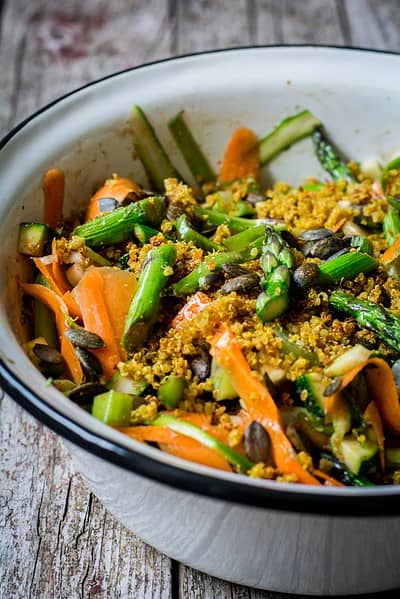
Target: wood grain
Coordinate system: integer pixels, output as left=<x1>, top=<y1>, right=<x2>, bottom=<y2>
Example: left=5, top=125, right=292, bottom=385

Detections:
left=1, top=1, right=400, bottom=597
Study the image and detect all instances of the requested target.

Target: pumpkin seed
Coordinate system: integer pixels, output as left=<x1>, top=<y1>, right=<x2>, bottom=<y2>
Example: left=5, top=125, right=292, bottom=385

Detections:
left=65, top=328, right=105, bottom=350
left=32, top=344, right=64, bottom=365
left=299, top=227, right=333, bottom=242
left=323, top=376, right=342, bottom=397
left=190, top=346, right=211, bottom=380
left=68, top=382, right=108, bottom=405
left=220, top=273, right=259, bottom=295
left=325, top=248, right=349, bottom=262
left=98, top=197, right=119, bottom=212
left=392, top=360, right=400, bottom=387
left=221, top=263, right=251, bottom=278
left=292, top=262, right=320, bottom=289
left=199, top=272, right=220, bottom=290
left=244, top=421, right=271, bottom=463
left=309, top=236, right=349, bottom=260
left=75, top=347, right=103, bottom=381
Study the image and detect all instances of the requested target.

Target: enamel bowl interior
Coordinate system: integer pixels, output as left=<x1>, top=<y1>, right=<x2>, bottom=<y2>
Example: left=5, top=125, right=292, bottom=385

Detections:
left=2, top=46, right=400, bottom=507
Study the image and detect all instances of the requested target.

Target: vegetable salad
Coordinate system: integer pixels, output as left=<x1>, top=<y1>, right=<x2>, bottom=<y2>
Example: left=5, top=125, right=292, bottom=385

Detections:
left=18, top=105, right=400, bottom=486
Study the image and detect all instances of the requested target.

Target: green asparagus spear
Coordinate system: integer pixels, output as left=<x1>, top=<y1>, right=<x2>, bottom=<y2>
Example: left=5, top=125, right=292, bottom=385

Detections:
left=223, top=225, right=266, bottom=251
left=73, top=196, right=165, bottom=246
left=256, top=228, right=294, bottom=322
left=318, top=252, right=378, bottom=285
left=168, top=111, right=216, bottom=185
left=86, top=247, right=112, bottom=266
left=312, top=128, right=356, bottom=182
left=329, top=291, right=400, bottom=353
left=147, top=414, right=253, bottom=472
left=176, top=214, right=223, bottom=252
left=122, top=244, right=177, bottom=352
left=196, top=206, right=268, bottom=234
left=258, top=110, right=321, bottom=165
left=383, top=208, right=400, bottom=246
left=172, top=239, right=263, bottom=296
left=350, top=236, right=374, bottom=255
left=133, top=223, right=160, bottom=245
left=128, top=105, right=182, bottom=191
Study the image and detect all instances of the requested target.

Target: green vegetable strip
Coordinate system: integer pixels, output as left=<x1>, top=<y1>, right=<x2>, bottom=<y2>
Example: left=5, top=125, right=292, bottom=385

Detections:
left=312, top=128, right=356, bottom=182
left=223, top=225, right=266, bottom=251
left=329, top=291, right=400, bottom=353
left=274, top=328, right=318, bottom=365
left=383, top=209, right=400, bottom=246
left=73, top=196, right=166, bottom=246
left=86, top=247, right=112, bottom=266
left=128, top=105, right=182, bottom=191
left=318, top=252, right=378, bottom=284
left=168, top=111, right=216, bottom=184
left=148, top=414, right=253, bottom=472
left=301, top=183, right=324, bottom=192
left=92, top=390, right=133, bottom=426
left=256, top=228, right=294, bottom=322
left=172, top=240, right=263, bottom=296
left=158, top=375, right=185, bottom=408
left=133, top=223, right=160, bottom=245
left=176, top=214, right=223, bottom=252
left=380, top=156, right=400, bottom=208
left=258, top=110, right=321, bottom=166
left=122, top=244, right=177, bottom=352
left=34, top=274, right=58, bottom=348
left=196, top=207, right=270, bottom=234
left=350, top=236, right=374, bottom=255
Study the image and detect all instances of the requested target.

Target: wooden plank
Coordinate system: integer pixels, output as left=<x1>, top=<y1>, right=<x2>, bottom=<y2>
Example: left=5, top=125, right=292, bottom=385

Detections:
left=175, top=0, right=249, bottom=53
left=254, top=0, right=344, bottom=45
left=343, top=0, right=399, bottom=51
left=0, top=396, right=172, bottom=598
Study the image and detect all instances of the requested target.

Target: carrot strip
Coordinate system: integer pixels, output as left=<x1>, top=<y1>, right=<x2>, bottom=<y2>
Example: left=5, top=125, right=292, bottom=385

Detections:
left=381, top=234, right=400, bottom=264
left=160, top=443, right=232, bottom=471
left=121, top=424, right=232, bottom=472
left=219, top=127, right=259, bottom=183
left=62, top=291, right=82, bottom=320
left=33, top=257, right=64, bottom=296
left=85, top=175, right=141, bottom=221
left=20, top=283, right=83, bottom=383
left=73, top=268, right=121, bottom=379
left=51, top=261, right=70, bottom=295
left=364, top=401, right=385, bottom=470
left=331, top=217, right=348, bottom=233
left=324, top=361, right=370, bottom=414
left=43, top=169, right=65, bottom=229
left=312, top=469, right=345, bottom=487
left=365, top=357, right=400, bottom=436
left=171, top=292, right=211, bottom=328
left=210, top=326, right=320, bottom=485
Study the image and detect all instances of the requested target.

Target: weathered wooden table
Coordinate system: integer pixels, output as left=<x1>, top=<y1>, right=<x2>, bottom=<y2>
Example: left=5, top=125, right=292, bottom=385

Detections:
left=1, top=1, right=400, bottom=597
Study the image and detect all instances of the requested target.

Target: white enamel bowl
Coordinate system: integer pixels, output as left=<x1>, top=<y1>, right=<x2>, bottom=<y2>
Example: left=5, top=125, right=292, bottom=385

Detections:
left=1, top=47, right=400, bottom=595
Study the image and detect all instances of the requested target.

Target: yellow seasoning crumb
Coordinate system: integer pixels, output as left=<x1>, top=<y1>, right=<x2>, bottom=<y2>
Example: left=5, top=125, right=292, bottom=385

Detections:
left=163, top=266, right=174, bottom=276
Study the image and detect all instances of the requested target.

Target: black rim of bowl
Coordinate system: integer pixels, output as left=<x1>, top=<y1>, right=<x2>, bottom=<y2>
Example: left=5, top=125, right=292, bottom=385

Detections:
left=2, top=45, right=400, bottom=517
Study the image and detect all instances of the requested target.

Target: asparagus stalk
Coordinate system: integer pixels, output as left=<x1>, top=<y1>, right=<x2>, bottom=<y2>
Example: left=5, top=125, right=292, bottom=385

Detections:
left=329, top=290, right=400, bottom=352
left=312, top=128, right=356, bottom=182
left=223, top=224, right=266, bottom=251
left=196, top=206, right=267, bottom=234
left=258, top=110, right=321, bottom=165
left=318, top=252, right=378, bottom=285
left=133, top=223, right=160, bottom=245
left=168, top=111, right=216, bottom=185
left=350, top=236, right=374, bottom=255
left=176, top=214, right=223, bottom=252
left=383, top=208, right=400, bottom=246
left=122, top=244, right=177, bottom=352
left=256, top=228, right=294, bottom=322
left=172, top=240, right=263, bottom=296
left=73, top=196, right=165, bottom=246
left=148, top=413, right=253, bottom=472
left=128, top=105, right=182, bottom=191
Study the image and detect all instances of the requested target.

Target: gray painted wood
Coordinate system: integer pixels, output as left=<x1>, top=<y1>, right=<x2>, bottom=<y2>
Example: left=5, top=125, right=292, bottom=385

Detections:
left=0, top=1, right=399, bottom=597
